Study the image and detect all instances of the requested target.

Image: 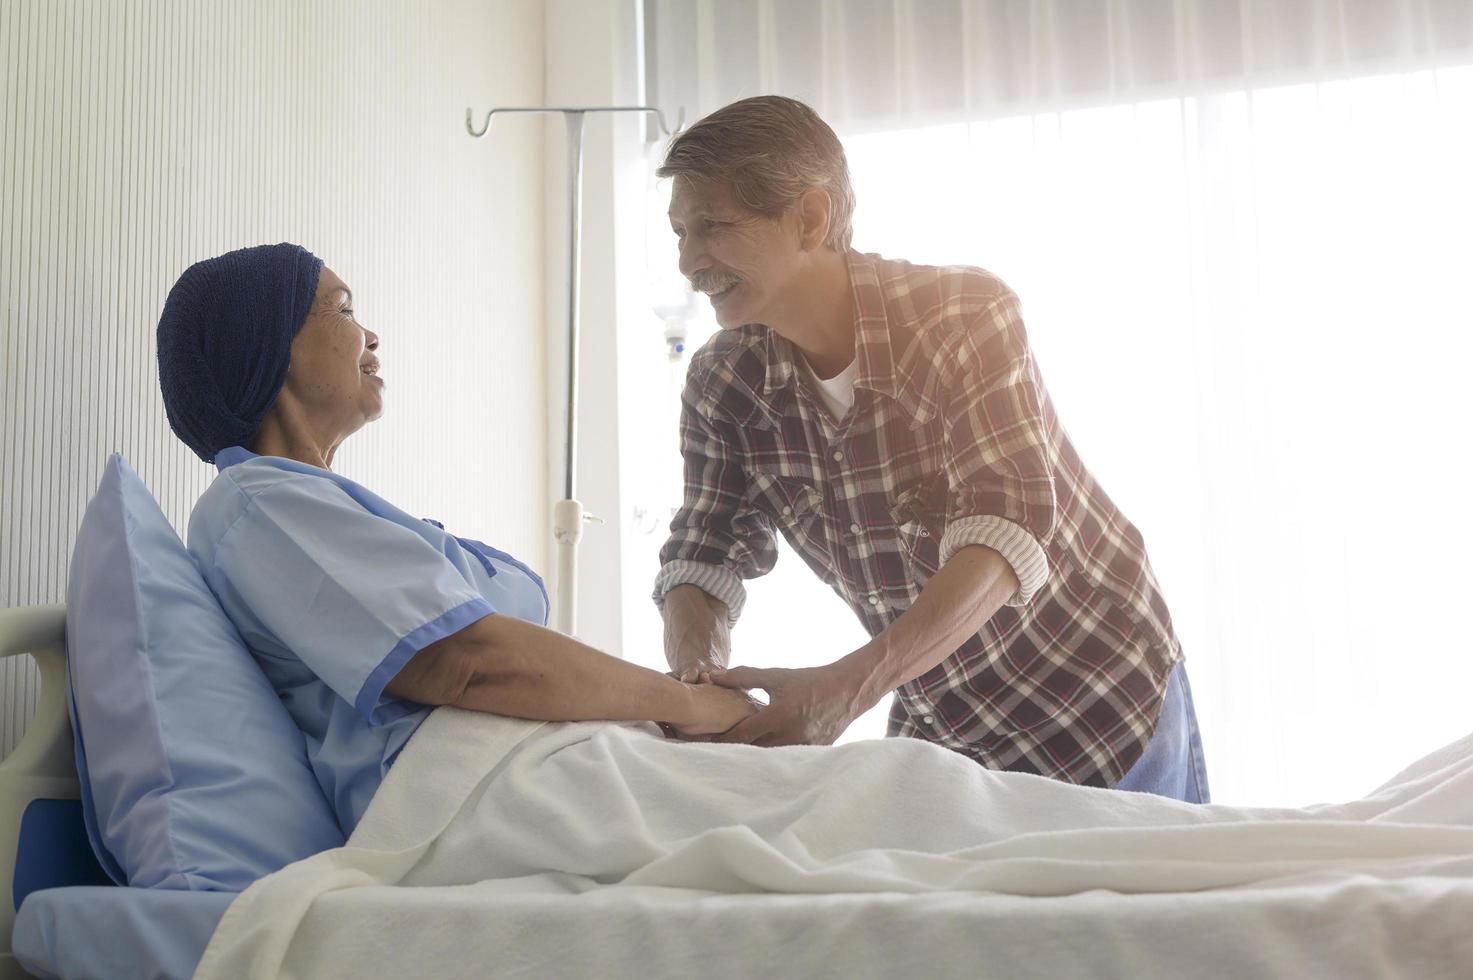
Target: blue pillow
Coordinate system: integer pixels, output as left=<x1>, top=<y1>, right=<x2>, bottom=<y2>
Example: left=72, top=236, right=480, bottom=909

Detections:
left=64, top=454, right=344, bottom=890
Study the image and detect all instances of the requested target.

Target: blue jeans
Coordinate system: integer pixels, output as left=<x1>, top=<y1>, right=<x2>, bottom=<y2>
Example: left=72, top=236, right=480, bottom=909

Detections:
left=1114, top=662, right=1211, bottom=803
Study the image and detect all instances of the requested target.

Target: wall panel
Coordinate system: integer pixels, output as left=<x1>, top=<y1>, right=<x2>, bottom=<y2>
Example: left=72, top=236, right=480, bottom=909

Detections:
left=0, top=0, right=547, bottom=755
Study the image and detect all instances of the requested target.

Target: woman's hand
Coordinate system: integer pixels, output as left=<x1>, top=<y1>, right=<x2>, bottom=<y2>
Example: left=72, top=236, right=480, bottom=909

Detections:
left=667, top=681, right=761, bottom=739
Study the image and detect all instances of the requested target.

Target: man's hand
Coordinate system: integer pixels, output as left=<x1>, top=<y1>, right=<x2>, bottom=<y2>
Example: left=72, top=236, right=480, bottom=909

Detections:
left=662, top=584, right=731, bottom=681
left=705, top=662, right=874, bottom=747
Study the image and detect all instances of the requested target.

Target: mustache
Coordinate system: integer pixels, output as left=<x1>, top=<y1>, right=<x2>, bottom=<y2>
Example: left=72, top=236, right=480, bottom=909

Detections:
left=689, top=269, right=742, bottom=295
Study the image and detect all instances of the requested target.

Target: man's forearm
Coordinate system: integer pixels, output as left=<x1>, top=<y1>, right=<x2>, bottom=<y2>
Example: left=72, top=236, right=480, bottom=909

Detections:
left=662, top=583, right=731, bottom=673
left=840, top=545, right=1021, bottom=706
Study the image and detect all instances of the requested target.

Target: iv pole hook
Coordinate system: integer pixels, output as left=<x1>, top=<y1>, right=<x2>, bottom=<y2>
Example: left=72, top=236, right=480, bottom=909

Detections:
left=465, top=105, right=684, bottom=139
left=462, top=103, right=685, bottom=637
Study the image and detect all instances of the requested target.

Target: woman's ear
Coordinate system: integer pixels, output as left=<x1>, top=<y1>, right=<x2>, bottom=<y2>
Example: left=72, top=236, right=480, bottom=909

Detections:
left=796, top=186, right=834, bottom=251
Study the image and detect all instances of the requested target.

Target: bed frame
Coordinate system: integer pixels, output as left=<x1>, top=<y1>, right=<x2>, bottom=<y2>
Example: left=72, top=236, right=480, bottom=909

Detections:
left=0, top=606, right=110, bottom=980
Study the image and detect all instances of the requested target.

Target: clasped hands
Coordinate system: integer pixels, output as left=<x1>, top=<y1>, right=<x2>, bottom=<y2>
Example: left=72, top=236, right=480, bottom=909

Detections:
left=665, top=659, right=871, bottom=747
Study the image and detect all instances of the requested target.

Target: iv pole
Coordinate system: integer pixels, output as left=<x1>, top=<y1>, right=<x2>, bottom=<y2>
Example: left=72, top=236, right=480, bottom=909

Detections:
left=465, top=105, right=684, bottom=637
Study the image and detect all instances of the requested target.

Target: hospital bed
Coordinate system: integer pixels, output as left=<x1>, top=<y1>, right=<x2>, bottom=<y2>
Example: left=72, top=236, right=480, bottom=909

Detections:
left=6, top=599, right=1473, bottom=980
left=0, top=606, right=230, bottom=979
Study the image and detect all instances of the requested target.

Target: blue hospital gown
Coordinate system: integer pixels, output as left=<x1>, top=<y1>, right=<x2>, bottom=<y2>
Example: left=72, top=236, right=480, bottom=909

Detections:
left=188, top=447, right=549, bottom=834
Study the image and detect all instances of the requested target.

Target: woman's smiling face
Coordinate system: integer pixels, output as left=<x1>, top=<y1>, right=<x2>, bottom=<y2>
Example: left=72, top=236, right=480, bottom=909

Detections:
left=279, top=265, right=383, bottom=440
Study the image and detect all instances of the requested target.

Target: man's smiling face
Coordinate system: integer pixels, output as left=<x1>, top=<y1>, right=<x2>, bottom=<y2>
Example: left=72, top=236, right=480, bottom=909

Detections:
left=668, top=176, right=803, bottom=330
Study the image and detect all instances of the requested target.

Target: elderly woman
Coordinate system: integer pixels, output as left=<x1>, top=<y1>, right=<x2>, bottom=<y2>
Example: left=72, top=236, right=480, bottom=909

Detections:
left=156, top=243, right=755, bottom=833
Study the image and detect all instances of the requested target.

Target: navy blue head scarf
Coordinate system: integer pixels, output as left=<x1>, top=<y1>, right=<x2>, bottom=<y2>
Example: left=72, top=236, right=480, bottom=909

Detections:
left=157, top=243, right=323, bottom=463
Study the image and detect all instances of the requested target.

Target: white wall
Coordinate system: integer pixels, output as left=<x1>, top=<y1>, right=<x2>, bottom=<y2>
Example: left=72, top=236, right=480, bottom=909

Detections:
left=0, top=0, right=548, bottom=756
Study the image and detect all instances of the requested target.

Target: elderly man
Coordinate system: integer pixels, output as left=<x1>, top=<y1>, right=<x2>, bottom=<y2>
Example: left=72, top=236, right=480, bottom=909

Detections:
left=653, top=96, right=1208, bottom=802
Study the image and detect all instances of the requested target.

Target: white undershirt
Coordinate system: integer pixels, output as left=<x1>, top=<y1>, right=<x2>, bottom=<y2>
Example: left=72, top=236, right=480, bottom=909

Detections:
left=800, top=355, right=859, bottom=423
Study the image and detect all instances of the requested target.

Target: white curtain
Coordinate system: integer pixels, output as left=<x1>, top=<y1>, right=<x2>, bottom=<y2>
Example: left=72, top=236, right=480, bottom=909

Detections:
left=646, top=0, right=1473, bottom=131
left=628, top=0, right=1473, bottom=806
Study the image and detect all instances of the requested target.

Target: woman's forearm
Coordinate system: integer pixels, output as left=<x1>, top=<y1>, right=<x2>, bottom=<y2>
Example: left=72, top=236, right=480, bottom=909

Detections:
left=388, top=613, right=701, bottom=727
left=463, top=615, right=701, bottom=723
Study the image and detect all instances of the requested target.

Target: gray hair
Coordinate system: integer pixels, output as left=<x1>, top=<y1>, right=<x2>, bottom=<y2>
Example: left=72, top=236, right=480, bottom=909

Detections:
left=657, top=96, right=856, bottom=251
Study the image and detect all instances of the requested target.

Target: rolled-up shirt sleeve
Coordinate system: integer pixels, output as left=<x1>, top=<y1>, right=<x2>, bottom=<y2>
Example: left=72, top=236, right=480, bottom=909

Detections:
left=653, top=378, right=778, bottom=625
left=203, top=476, right=494, bottom=723
left=938, top=292, right=1056, bottom=606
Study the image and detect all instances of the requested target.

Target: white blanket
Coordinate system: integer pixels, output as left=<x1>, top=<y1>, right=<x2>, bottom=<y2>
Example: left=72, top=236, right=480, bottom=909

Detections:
left=195, top=709, right=1473, bottom=979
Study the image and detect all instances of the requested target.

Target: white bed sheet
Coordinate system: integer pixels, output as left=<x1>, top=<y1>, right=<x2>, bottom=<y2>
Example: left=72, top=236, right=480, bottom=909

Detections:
left=196, top=709, right=1473, bottom=979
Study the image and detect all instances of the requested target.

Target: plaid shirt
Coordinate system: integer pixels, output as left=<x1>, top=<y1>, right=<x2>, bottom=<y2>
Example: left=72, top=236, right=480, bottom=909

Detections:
left=655, top=251, right=1183, bottom=787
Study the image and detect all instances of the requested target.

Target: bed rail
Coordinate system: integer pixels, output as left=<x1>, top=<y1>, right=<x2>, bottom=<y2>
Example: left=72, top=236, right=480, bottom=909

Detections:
left=0, top=605, right=76, bottom=979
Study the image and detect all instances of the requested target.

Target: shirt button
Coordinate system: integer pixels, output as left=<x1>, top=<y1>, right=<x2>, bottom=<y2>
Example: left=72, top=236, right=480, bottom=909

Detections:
left=849, top=522, right=861, bottom=534
left=782, top=506, right=793, bottom=516
left=831, top=450, right=845, bottom=463
left=867, top=594, right=881, bottom=606
left=922, top=714, right=935, bottom=726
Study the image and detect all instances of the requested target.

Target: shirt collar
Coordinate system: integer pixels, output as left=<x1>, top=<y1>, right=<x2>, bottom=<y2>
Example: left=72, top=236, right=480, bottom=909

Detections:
left=215, top=446, right=340, bottom=482
left=759, top=251, right=931, bottom=426
left=215, top=445, right=258, bottom=471
left=847, top=251, right=899, bottom=399
left=760, top=335, right=798, bottom=404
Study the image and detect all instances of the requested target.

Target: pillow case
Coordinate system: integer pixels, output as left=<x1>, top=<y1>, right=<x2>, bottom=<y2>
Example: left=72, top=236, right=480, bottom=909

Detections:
left=65, top=453, right=344, bottom=890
